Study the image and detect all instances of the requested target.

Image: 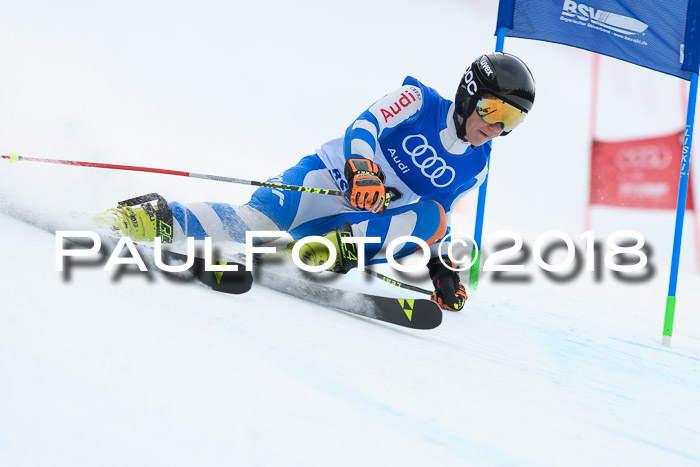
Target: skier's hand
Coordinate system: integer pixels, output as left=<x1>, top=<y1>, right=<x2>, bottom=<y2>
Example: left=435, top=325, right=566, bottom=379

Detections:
left=344, top=158, right=388, bottom=214
left=428, top=256, right=467, bottom=311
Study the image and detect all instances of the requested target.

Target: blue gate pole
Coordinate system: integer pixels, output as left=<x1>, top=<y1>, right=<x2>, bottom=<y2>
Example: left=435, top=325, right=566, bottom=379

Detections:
left=663, top=72, right=699, bottom=346
left=469, top=26, right=506, bottom=289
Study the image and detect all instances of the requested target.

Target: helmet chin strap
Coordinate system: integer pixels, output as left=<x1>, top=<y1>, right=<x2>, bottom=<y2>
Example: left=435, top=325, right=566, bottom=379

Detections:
left=453, top=107, right=469, bottom=142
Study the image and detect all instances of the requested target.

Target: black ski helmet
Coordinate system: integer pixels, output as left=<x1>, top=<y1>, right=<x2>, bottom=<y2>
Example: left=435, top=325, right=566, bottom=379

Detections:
left=454, top=52, right=535, bottom=140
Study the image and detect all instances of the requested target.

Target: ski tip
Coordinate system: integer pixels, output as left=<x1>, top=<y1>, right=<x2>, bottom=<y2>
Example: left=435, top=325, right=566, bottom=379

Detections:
left=403, top=298, right=443, bottom=330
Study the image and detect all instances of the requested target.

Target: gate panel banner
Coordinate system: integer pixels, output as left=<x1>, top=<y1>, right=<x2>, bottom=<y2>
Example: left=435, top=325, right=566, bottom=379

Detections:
left=589, top=131, right=694, bottom=209
left=497, top=0, right=700, bottom=79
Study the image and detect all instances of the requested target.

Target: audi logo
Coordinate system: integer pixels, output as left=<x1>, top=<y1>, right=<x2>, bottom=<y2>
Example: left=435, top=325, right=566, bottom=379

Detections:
left=614, top=145, right=673, bottom=170
left=402, top=134, right=456, bottom=188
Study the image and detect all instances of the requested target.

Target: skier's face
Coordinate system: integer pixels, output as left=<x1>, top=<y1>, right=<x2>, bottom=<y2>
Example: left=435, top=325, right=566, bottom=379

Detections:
left=464, top=109, right=504, bottom=146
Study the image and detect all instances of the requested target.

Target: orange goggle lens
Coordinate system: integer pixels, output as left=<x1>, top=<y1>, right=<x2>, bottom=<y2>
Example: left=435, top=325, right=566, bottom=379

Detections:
left=475, top=95, right=527, bottom=132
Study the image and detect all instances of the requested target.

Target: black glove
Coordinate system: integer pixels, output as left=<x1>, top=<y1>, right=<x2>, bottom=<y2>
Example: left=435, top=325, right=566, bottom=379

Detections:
left=428, top=256, right=467, bottom=311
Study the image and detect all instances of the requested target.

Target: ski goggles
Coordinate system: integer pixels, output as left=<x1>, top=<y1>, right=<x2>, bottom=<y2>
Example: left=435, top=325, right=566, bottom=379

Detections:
left=475, top=94, right=527, bottom=132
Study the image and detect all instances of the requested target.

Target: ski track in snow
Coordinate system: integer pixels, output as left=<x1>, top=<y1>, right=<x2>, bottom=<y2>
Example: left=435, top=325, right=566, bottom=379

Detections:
left=2, top=211, right=699, bottom=466
left=2, top=0, right=700, bottom=466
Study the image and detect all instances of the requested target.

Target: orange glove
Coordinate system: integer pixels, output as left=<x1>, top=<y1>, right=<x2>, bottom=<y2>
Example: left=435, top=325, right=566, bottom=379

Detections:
left=344, top=158, right=389, bottom=214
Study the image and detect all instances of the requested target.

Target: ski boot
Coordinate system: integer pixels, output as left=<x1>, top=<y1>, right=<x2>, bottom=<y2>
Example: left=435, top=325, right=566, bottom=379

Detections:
left=97, top=193, right=174, bottom=243
left=288, top=221, right=358, bottom=273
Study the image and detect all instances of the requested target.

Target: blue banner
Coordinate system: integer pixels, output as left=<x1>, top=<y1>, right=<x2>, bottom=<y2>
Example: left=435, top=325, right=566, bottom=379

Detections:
left=497, top=0, right=700, bottom=80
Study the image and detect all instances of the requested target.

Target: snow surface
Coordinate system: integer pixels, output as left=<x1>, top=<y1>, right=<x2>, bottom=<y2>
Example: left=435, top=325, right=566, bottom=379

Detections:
left=1, top=1, right=700, bottom=466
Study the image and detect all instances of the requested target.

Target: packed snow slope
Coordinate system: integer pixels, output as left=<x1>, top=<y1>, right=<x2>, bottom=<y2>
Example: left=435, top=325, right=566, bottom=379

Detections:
left=1, top=1, right=699, bottom=466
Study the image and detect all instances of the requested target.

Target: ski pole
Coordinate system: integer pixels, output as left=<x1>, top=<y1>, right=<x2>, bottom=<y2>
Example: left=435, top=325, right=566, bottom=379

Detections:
left=1, top=153, right=351, bottom=198
left=364, top=269, right=433, bottom=296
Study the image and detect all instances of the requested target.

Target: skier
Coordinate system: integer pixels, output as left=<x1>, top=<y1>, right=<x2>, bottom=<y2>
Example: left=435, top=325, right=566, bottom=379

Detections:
left=105, top=52, right=536, bottom=312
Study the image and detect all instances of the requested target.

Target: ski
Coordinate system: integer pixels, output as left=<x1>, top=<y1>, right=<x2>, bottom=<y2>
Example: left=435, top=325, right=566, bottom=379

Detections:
left=159, top=250, right=253, bottom=295
left=7, top=209, right=439, bottom=329
left=90, top=243, right=443, bottom=330
left=189, top=254, right=443, bottom=330
left=55, top=233, right=254, bottom=295
left=253, top=277, right=443, bottom=330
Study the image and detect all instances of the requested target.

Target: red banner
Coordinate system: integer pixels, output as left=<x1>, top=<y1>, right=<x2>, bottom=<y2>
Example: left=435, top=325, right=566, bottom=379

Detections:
left=589, top=131, right=694, bottom=210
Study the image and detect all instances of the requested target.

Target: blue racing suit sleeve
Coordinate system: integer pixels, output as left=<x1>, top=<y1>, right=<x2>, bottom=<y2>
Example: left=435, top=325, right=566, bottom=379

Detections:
left=343, top=83, right=425, bottom=162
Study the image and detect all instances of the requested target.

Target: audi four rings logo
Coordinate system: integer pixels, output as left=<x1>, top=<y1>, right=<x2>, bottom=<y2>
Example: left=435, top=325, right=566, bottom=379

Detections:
left=402, top=134, right=455, bottom=188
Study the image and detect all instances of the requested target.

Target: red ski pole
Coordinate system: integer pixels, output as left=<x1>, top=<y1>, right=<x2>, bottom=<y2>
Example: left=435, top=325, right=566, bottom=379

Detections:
left=2, top=153, right=350, bottom=197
